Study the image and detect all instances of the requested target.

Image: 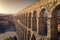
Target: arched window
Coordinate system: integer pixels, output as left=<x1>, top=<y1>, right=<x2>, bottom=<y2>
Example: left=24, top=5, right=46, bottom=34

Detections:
left=32, top=11, right=37, bottom=31
left=20, top=14, right=23, bottom=24
left=23, top=13, right=25, bottom=25
left=22, top=13, right=25, bottom=25
left=25, top=13, right=28, bottom=26
left=51, top=5, right=60, bottom=40
left=25, top=29, right=27, bottom=40
left=28, top=31, right=31, bottom=40
left=28, top=12, right=31, bottom=28
left=38, top=9, right=48, bottom=36
left=21, top=13, right=24, bottom=24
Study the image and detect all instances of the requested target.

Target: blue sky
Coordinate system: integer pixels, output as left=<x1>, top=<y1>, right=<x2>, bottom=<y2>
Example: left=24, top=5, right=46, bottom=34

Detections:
left=0, top=0, right=37, bottom=14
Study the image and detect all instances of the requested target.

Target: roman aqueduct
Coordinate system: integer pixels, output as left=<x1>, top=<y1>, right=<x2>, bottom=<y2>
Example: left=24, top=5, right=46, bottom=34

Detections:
left=13, top=0, right=60, bottom=40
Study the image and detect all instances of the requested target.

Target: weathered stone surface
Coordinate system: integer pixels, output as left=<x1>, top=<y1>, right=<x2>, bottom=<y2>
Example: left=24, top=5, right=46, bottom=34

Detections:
left=13, top=0, right=60, bottom=40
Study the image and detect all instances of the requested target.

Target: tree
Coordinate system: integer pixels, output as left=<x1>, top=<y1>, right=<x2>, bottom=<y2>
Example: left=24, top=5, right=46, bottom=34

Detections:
left=4, top=37, right=13, bottom=40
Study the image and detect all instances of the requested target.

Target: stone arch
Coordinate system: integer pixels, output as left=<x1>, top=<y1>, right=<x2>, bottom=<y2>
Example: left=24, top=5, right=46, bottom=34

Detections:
left=38, top=8, right=48, bottom=36
left=32, top=10, right=37, bottom=31
left=20, top=13, right=23, bottom=24
left=23, top=13, right=25, bottom=25
left=21, top=13, right=24, bottom=24
left=50, top=4, right=60, bottom=40
left=28, top=12, right=31, bottom=28
left=27, top=31, right=31, bottom=40
left=24, top=28, right=27, bottom=40
left=25, top=12, right=28, bottom=26
left=31, top=34, right=36, bottom=40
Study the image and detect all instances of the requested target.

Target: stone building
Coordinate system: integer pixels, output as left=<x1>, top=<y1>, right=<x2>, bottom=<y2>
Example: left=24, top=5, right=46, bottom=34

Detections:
left=13, top=0, right=60, bottom=40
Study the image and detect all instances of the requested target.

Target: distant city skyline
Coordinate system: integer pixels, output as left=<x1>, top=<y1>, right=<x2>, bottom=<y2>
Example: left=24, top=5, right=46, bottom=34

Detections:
left=0, top=0, right=37, bottom=14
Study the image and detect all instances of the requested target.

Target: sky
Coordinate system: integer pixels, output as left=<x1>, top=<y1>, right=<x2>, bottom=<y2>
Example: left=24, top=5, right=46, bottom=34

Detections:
left=0, top=0, right=37, bottom=14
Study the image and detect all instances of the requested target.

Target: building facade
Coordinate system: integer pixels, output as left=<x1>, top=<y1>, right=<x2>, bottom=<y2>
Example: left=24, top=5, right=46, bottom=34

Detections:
left=13, top=0, right=60, bottom=40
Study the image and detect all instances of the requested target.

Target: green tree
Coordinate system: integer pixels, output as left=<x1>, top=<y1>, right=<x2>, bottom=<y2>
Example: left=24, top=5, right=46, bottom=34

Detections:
left=4, top=37, right=14, bottom=40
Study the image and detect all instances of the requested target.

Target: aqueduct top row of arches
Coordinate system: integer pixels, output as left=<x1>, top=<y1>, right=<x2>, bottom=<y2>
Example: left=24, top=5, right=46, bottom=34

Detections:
left=14, top=0, right=60, bottom=40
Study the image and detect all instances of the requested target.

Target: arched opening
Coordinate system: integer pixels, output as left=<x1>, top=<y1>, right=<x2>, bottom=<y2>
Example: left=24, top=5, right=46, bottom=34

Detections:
left=31, top=34, right=36, bottom=40
left=38, top=9, right=48, bottom=36
left=25, top=13, right=28, bottom=26
left=24, top=29, right=27, bottom=40
left=28, top=31, right=31, bottom=40
left=28, top=12, right=31, bottom=28
left=51, top=4, right=60, bottom=40
left=32, top=11, right=37, bottom=31
left=20, top=13, right=24, bottom=24
left=23, top=13, right=25, bottom=25
left=19, top=14, right=22, bottom=24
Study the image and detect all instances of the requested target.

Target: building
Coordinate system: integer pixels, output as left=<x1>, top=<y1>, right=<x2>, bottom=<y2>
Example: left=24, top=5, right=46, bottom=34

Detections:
left=0, top=14, right=14, bottom=26
left=0, top=15, right=9, bottom=25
